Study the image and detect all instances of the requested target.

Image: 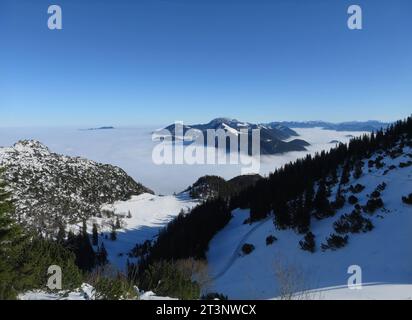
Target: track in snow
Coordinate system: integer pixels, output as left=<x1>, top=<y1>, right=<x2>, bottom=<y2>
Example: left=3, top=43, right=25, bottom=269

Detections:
left=211, top=216, right=272, bottom=281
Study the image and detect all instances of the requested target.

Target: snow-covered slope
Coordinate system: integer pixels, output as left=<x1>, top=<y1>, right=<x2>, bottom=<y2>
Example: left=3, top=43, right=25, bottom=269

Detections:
left=91, top=193, right=198, bottom=270
left=207, top=146, right=412, bottom=299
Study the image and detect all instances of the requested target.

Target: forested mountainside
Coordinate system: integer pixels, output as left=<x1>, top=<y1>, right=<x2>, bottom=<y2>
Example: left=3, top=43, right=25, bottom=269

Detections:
left=0, top=140, right=152, bottom=234
left=134, top=116, right=412, bottom=295
left=0, top=166, right=84, bottom=299
left=184, top=174, right=262, bottom=200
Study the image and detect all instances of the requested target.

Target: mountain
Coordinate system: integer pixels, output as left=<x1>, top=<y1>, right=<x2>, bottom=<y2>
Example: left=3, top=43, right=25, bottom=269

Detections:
left=0, top=140, right=152, bottom=234
left=4, top=118, right=410, bottom=300
left=160, top=118, right=309, bottom=155
left=138, top=116, right=412, bottom=299
left=83, top=126, right=115, bottom=131
left=184, top=174, right=262, bottom=200
left=269, top=120, right=390, bottom=132
left=207, top=132, right=412, bottom=298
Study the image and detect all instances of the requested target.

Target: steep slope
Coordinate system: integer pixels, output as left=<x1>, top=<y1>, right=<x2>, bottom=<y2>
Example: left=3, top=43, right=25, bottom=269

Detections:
left=0, top=140, right=153, bottom=234
left=207, top=143, right=412, bottom=299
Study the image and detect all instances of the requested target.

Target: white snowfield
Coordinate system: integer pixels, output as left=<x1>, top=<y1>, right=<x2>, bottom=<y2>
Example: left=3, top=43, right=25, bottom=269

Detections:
left=207, top=146, right=412, bottom=300
left=95, top=192, right=198, bottom=271
left=287, top=283, right=412, bottom=300
left=19, top=284, right=175, bottom=300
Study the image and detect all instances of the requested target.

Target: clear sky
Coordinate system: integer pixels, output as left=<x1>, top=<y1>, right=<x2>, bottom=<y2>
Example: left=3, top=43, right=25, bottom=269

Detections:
left=1, top=0, right=411, bottom=126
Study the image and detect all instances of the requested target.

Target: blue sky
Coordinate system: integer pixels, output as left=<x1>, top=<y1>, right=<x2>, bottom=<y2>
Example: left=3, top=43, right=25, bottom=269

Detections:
left=1, top=0, right=411, bottom=126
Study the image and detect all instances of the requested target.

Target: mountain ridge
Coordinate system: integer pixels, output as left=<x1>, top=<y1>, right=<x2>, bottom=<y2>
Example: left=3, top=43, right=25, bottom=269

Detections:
left=160, top=118, right=309, bottom=155
left=268, top=120, right=390, bottom=132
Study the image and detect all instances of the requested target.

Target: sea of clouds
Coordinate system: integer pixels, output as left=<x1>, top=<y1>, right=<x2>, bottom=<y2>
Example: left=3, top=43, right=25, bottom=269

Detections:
left=0, top=126, right=366, bottom=194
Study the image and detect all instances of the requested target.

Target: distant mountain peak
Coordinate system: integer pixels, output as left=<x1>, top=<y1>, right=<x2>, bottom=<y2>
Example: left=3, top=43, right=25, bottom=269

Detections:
left=208, top=117, right=238, bottom=124
left=160, top=118, right=309, bottom=155
left=82, top=126, right=115, bottom=131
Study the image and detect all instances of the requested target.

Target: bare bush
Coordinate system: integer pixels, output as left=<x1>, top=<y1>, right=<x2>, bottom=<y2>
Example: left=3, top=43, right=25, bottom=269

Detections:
left=175, top=258, right=212, bottom=294
left=273, top=260, right=320, bottom=300
left=274, top=260, right=306, bottom=300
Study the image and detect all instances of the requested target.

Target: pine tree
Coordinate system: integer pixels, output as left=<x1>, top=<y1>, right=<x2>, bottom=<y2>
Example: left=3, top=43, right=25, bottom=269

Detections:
left=330, top=168, right=338, bottom=185
left=115, top=216, right=121, bottom=229
left=97, top=242, right=108, bottom=265
left=65, top=228, right=96, bottom=271
left=56, top=223, right=66, bottom=243
left=340, top=162, right=351, bottom=185
left=67, top=230, right=75, bottom=244
left=353, top=161, right=363, bottom=179
left=290, top=195, right=310, bottom=233
left=299, top=231, right=316, bottom=253
left=295, top=195, right=310, bottom=234
left=333, top=189, right=345, bottom=209
left=304, top=183, right=314, bottom=212
left=92, top=223, right=98, bottom=246
left=274, top=202, right=291, bottom=229
left=313, top=179, right=333, bottom=219
left=110, top=226, right=117, bottom=241
left=17, top=237, right=82, bottom=291
left=0, top=169, right=25, bottom=299
left=0, top=168, right=83, bottom=296
left=82, top=219, right=87, bottom=236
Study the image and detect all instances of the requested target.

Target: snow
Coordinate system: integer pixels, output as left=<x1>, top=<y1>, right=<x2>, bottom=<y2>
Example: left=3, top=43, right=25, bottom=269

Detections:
left=284, top=284, right=412, bottom=300
left=18, top=283, right=176, bottom=300
left=222, top=123, right=241, bottom=136
left=139, top=291, right=177, bottom=300
left=207, top=146, right=412, bottom=299
left=93, top=193, right=198, bottom=271
left=19, top=284, right=95, bottom=300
